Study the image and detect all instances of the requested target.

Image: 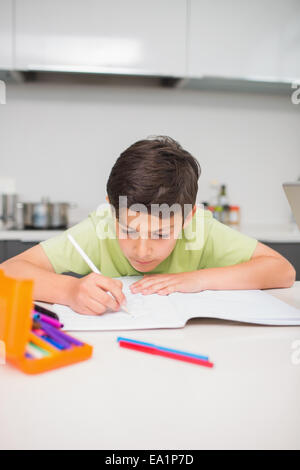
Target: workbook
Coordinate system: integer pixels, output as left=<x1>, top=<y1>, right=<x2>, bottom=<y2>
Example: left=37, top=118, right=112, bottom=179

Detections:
left=50, top=276, right=300, bottom=331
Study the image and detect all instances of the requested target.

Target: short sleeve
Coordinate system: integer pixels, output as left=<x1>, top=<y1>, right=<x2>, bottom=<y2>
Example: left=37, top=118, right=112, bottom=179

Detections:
left=199, top=217, right=258, bottom=269
left=40, top=213, right=100, bottom=274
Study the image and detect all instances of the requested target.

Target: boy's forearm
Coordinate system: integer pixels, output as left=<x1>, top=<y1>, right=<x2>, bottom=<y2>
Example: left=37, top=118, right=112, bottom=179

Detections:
left=0, top=259, right=76, bottom=304
left=196, top=256, right=296, bottom=291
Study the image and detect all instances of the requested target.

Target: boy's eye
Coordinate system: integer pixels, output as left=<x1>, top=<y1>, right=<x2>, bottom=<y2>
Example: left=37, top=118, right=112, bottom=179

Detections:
left=121, top=228, right=170, bottom=239
left=121, top=228, right=136, bottom=235
left=151, top=233, right=171, bottom=239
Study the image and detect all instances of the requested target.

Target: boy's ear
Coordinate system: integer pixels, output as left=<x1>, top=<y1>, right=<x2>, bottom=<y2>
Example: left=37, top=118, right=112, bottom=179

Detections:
left=182, top=204, right=197, bottom=229
left=106, top=195, right=110, bottom=203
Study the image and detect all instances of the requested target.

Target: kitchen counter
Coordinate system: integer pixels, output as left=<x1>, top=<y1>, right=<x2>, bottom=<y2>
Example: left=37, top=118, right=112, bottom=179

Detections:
left=0, top=229, right=64, bottom=242
left=236, top=222, right=300, bottom=243
left=0, top=222, right=299, bottom=243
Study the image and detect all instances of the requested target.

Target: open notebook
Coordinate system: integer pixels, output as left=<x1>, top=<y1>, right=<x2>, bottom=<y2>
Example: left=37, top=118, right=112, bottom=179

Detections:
left=51, top=276, right=300, bottom=331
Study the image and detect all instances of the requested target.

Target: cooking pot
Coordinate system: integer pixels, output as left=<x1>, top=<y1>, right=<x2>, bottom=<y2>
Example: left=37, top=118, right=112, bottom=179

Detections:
left=22, top=199, right=76, bottom=229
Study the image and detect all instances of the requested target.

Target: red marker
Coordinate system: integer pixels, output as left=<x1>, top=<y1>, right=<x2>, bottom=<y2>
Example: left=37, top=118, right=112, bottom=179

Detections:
left=119, top=340, right=214, bottom=368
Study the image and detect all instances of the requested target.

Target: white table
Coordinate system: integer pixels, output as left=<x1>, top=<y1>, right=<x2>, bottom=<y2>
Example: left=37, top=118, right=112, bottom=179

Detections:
left=1, top=282, right=300, bottom=450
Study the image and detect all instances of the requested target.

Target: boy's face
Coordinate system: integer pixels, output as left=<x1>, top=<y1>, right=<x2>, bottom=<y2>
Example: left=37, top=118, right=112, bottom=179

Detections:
left=114, top=205, right=195, bottom=273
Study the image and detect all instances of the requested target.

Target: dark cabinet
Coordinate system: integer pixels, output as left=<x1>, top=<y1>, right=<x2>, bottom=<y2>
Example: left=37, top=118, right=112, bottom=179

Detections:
left=5, top=241, right=38, bottom=260
left=0, top=240, right=82, bottom=278
left=0, top=240, right=38, bottom=263
left=0, top=239, right=299, bottom=281
left=262, top=242, right=300, bottom=281
left=0, top=241, right=5, bottom=263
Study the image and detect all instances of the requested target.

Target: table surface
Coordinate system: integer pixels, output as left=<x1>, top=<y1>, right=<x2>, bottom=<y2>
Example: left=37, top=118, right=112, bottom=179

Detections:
left=1, top=282, right=300, bottom=450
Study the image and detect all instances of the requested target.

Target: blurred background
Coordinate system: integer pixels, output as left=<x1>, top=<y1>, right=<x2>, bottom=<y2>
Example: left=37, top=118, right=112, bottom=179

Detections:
left=0, top=0, right=299, bottom=275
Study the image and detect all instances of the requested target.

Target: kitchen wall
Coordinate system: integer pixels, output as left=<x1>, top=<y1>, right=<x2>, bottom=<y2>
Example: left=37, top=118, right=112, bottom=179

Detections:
left=1, top=75, right=299, bottom=225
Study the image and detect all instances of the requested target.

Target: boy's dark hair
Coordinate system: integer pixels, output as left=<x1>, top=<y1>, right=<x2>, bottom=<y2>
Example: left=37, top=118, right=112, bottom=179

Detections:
left=106, top=136, right=201, bottom=220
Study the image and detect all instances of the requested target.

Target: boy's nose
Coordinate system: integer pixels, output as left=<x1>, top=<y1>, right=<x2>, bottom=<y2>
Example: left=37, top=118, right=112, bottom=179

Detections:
left=134, top=238, right=152, bottom=260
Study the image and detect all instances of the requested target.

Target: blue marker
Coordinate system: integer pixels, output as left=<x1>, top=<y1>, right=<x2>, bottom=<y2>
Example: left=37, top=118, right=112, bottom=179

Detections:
left=41, top=335, right=65, bottom=350
left=117, top=337, right=209, bottom=362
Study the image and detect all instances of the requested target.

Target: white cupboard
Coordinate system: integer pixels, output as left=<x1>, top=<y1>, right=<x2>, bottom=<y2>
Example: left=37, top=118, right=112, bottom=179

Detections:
left=188, top=0, right=300, bottom=82
left=15, top=0, right=187, bottom=77
left=0, top=0, right=13, bottom=70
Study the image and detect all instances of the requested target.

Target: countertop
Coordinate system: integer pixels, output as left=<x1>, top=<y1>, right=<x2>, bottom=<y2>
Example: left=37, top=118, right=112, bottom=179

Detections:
left=0, top=282, right=300, bottom=450
left=0, top=229, right=64, bottom=242
left=0, top=222, right=299, bottom=243
left=236, top=222, right=300, bottom=243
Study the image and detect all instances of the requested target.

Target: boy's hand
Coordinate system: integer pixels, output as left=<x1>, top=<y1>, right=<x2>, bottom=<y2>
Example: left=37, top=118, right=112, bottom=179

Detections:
left=130, top=272, right=204, bottom=296
left=67, top=273, right=127, bottom=315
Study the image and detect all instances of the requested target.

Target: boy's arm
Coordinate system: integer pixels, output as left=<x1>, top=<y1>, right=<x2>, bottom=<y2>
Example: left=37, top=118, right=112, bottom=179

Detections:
left=191, top=241, right=296, bottom=290
left=0, top=245, right=126, bottom=313
left=130, top=242, right=296, bottom=294
left=0, top=245, right=77, bottom=304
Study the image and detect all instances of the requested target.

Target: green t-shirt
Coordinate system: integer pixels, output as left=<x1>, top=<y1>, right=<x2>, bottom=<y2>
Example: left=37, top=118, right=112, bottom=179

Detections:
left=40, top=205, right=258, bottom=277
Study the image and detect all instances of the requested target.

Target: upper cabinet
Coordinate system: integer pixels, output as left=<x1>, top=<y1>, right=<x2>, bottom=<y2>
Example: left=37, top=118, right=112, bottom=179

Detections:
left=1, top=0, right=298, bottom=85
left=188, top=0, right=300, bottom=82
left=0, top=0, right=13, bottom=70
left=14, top=0, right=187, bottom=77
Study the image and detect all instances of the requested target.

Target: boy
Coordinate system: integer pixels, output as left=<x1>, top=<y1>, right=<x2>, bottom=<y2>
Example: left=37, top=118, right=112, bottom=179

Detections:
left=0, top=136, right=296, bottom=315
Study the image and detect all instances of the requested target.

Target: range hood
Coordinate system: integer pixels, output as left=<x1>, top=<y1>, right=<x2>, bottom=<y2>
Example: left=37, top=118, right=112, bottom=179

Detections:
left=176, top=76, right=297, bottom=94
left=0, top=66, right=297, bottom=95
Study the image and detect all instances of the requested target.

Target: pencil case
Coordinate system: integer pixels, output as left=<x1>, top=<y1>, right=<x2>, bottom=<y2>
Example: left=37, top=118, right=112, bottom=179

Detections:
left=0, top=269, right=93, bottom=374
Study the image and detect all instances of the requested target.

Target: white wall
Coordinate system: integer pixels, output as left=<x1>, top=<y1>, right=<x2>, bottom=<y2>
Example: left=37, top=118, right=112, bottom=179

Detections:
left=1, top=76, right=299, bottom=225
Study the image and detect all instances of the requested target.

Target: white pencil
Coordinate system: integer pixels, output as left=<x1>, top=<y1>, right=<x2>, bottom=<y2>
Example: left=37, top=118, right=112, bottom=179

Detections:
left=67, top=233, right=130, bottom=314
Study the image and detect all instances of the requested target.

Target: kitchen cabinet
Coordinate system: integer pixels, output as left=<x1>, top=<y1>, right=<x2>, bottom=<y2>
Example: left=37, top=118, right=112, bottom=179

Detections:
left=5, top=240, right=38, bottom=260
left=0, top=240, right=82, bottom=278
left=0, top=239, right=299, bottom=280
left=15, top=0, right=187, bottom=77
left=0, top=0, right=13, bottom=70
left=188, top=0, right=300, bottom=82
left=0, top=241, right=38, bottom=263
left=0, top=241, right=5, bottom=263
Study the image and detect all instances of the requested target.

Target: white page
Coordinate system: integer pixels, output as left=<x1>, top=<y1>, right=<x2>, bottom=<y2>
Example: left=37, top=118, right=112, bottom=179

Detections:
left=51, top=276, right=300, bottom=331
left=53, top=276, right=184, bottom=331
left=169, top=289, right=300, bottom=325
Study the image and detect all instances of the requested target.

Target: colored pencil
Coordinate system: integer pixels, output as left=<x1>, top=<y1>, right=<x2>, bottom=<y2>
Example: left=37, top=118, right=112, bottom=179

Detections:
left=33, top=312, right=63, bottom=329
left=34, top=303, right=59, bottom=321
left=117, top=336, right=209, bottom=361
left=33, top=329, right=66, bottom=350
left=26, top=342, right=50, bottom=359
left=118, top=340, right=214, bottom=368
left=32, top=329, right=45, bottom=335
left=39, top=322, right=72, bottom=349
left=40, top=335, right=65, bottom=350
left=25, top=352, right=34, bottom=359
left=40, top=320, right=83, bottom=347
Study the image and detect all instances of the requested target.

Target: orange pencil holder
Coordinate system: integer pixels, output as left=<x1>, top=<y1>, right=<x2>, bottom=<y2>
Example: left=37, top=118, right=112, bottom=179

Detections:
left=0, top=269, right=92, bottom=374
